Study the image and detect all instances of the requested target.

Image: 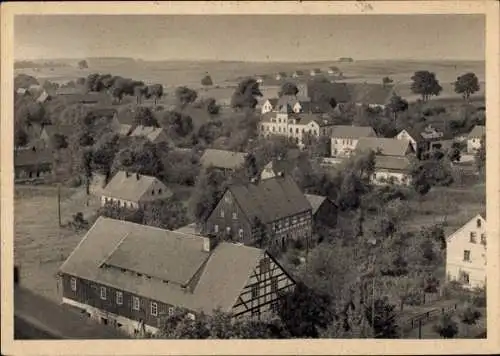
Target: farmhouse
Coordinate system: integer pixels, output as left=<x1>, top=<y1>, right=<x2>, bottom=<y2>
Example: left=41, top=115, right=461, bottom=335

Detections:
left=395, top=125, right=453, bottom=159
left=14, top=147, right=53, bottom=182
left=304, top=194, right=338, bottom=228
left=203, top=175, right=312, bottom=249
left=446, top=214, right=487, bottom=289
left=355, top=137, right=415, bottom=157
left=326, top=66, right=340, bottom=76
left=371, top=156, right=412, bottom=186
left=275, top=72, right=288, bottom=81
left=291, top=70, right=305, bottom=78
left=309, top=68, right=322, bottom=77
left=261, top=95, right=311, bottom=115
left=467, top=125, right=485, bottom=154
left=59, top=217, right=296, bottom=336
left=101, top=171, right=172, bottom=209
left=200, top=149, right=248, bottom=173
left=330, top=125, right=377, bottom=157
left=129, top=126, right=169, bottom=144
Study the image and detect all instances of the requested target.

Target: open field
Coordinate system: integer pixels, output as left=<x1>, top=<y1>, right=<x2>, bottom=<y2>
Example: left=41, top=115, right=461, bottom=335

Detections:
left=16, top=59, right=485, bottom=104
left=14, top=185, right=100, bottom=301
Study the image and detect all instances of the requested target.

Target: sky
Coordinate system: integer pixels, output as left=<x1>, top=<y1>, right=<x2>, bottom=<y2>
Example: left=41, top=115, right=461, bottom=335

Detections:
left=14, top=14, right=485, bottom=62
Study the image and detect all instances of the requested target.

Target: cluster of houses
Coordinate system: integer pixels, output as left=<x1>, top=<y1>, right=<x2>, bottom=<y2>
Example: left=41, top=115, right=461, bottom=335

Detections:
left=255, top=66, right=344, bottom=84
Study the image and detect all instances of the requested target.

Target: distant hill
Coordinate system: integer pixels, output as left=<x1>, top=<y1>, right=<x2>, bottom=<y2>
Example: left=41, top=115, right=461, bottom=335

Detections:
left=14, top=60, right=70, bottom=69
left=85, top=57, right=137, bottom=67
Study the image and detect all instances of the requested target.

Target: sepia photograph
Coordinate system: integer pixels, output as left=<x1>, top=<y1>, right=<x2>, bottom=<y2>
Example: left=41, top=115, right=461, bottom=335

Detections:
left=1, top=1, right=499, bottom=355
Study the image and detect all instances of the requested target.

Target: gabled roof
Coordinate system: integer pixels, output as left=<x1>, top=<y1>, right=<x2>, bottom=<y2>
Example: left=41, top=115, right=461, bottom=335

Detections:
left=101, top=171, right=170, bottom=202
left=356, top=137, right=413, bottom=157
left=130, top=125, right=165, bottom=142
left=305, top=194, right=331, bottom=214
left=348, top=83, right=394, bottom=106
left=446, top=214, right=486, bottom=242
left=266, top=98, right=279, bottom=107
left=59, top=217, right=267, bottom=314
left=330, top=125, right=376, bottom=139
left=200, top=149, right=248, bottom=170
left=227, top=175, right=311, bottom=224
left=468, top=125, right=486, bottom=139
left=374, top=156, right=412, bottom=172
left=14, top=148, right=52, bottom=167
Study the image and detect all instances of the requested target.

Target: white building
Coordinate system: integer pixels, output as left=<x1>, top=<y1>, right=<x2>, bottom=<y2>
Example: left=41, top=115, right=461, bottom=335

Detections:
left=330, top=125, right=377, bottom=157
left=446, top=214, right=487, bottom=289
left=467, top=125, right=485, bottom=154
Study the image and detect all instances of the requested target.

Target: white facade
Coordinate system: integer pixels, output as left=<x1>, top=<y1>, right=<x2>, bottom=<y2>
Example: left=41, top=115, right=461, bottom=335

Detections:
left=467, top=137, right=483, bottom=154
left=260, top=114, right=327, bottom=146
left=101, top=196, right=140, bottom=209
left=331, top=137, right=360, bottom=157
left=395, top=130, right=418, bottom=152
left=371, top=170, right=411, bottom=186
left=446, top=214, right=487, bottom=289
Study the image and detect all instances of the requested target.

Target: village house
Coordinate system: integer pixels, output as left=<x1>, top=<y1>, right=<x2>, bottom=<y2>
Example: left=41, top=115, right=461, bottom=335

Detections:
left=58, top=217, right=296, bottom=336
left=14, top=147, right=53, bottom=183
left=304, top=194, right=338, bottom=228
left=291, top=70, right=305, bottom=78
left=309, top=68, right=322, bottom=77
left=395, top=125, right=453, bottom=160
left=111, top=108, right=136, bottom=136
left=275, top=72, right=288, bottom=81
left=255, top=75, right=269, bottom=84
left=467, top=125, right=485, bottom=154
left=203, top=175, right=313, bottom=249
left=446, top=214, right=487, bottom=289
left=355, top=137, right=415, bottom=157
left=326, top=66, right=341, bottom=76
left=129, top=126, right=169, bottom=144
left=100, top=171, right=172, bottom=209
left=200, top=149, right=248, bottom=173
left=330, top=125, right=377, bottom=157
left=261, top=95, right=311, bottom=115
left=371, top=156, right=412, bottom=186
left=260, top=104, right=337, bottom=146
left=260, top=149, right=302, bottom=181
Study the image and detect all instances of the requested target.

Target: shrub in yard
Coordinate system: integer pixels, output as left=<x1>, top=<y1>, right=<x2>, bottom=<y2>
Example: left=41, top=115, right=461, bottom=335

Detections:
left=433, top=313, right=459, bottom=338
left=471, top=287, right=486, bottom=308
left=460, top=306, right=481, bottom=325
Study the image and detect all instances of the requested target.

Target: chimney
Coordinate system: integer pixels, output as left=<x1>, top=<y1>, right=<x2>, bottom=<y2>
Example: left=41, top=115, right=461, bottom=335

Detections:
left=202, top=236, right=217, bottom=252
left=136, top=173, right=140, bottom=180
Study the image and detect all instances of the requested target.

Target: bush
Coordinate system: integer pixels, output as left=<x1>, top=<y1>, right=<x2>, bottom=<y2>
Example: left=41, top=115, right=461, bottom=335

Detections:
left=471, top=288, right=486, bottom=308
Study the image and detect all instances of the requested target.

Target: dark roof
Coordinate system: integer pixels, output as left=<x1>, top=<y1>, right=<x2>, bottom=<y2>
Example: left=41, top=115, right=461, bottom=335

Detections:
left=227, top=175, right=311, bottom=224
left=304, top=194, right=330, bottom=214
left=59, top=217, right=267, bottom=314
left=468, top=125, right=486, bottom=138
left=330, top=125, right=376, bottom=138
left=348, top=83, right=394, bottom=105
left=102, top=171, right=171, bottom=202
left=14, top=148, right=52, bottom=167
left=307, top=81, right=351, bottom=103
left=200, top=149, right=248, bottom=170
left=374, top=156, right=412, bottom=172
left=356, top=137, right=413, bottom=157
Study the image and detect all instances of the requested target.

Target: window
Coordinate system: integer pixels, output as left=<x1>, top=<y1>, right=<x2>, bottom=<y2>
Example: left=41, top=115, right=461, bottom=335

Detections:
left=251, top=308, right=261, bottom=319
left=480, top=233, right=486, bottom=245
left=463, top=250, right=471, bottom=262
left=158, top=189, right=162, bottom=195
left=289, top=128, right=293, bottom=133
left=132, top=296, right=140, bottom=311
left=151, top=190, right=155, bottom=195
left=238, top=229, right=244, bottom=238
left=476, top=219, right=482, bottom=228
left=116, top=291, right=123, bottom=305
left=150, top=302, right=158, bottom=316
left=224, top=195, right=232, bottom=203
left=232, top=212, right=237, bottom=219
left=220, top=209, right=225, bottom=218
left=168, top=307, right=174, bottom=316
left=70, top=277, right=77, bottom=292
left=226, top=226, right=231, bottom=234
left=100, top=286, right=107, bottom=300
left=251, top=284, right=260, bottom=299
left=295, top=128, right=299, bottom=133
left=459, top=271, right=470, bottom=284
left=214, top=225, right=219, bottom=233
left=270, top=301, right=279, bottom=313
left=271, top=277, right=278, bottom=293
left=259, top=258, right=270, bottom=273
left=470, top=232, right=477, bottom=243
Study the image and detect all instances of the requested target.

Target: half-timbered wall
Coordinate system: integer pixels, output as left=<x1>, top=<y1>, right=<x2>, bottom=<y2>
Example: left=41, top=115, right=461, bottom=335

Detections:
left=231, top=253, right=295, bottom=319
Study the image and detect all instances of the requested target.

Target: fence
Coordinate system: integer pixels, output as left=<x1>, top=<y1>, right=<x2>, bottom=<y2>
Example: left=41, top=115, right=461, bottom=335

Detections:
left=400, top=302, right=458, bottom=338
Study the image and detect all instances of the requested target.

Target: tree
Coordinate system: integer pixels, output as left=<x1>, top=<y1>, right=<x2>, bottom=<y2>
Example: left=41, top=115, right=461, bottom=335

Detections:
left=14, top=74, right=39, bottom=90
left=204, top=97, right=220, bottom=115
left=147, top=84, right=164, bottom=106
left=81, top=149, right=93, bottom=197
left=364, top=297, right=399, bottom=338
left=447, top=142, right=462, bottom=163
left=231, top=78, right=263, bottom=110
left=454, top=72, right=480, bottom=102
left=410, top=71, right=443, bottom=102
left=433, top=313, right=459, bottom=338
left=133, top=106, right=159, bottom=127
left=160, top=110, right=194, bottom=137
left=14, top=127, right=28, bottom=148
left=279, top=82, right=299, bottom=97
left=201, top=74, right=213, bottom=87
left=78, top=60, right=88, bottom=69
left=475, top=135, right=486, bottom=175
left=98, top=201, right=144, bottom=224
left=175, top=86, right=198, bottom=108
left=52, top=133, right=69, bottom=150
left=133, top=85, right=147, bottom=104
left=112, top=138, right=164, bottom=177
left=189, top=168, right=228, bottom=223
left=142, top=198, right=189, bottom=230
left=386, top=94, right=408, bottom=121
left=92, top=132, right=120, bottom=182
left=382, top=76, right=394, bottom=87
left=410, top=156, right=453, bottom=196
